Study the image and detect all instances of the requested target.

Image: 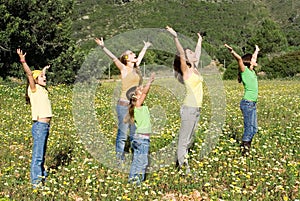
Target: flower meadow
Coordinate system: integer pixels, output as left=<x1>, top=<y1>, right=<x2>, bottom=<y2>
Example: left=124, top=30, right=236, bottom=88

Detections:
left=0, top=80, right=299, bottom=201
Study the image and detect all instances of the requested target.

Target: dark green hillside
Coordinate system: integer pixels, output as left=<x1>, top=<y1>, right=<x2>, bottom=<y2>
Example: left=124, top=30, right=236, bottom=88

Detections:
left=72, top=0, right=300, bottom=79
left=1, top=0, right=299, bottom=82
left=262, top=0, right=300, bottom=46
left=73, top=0, right=270, bottom=53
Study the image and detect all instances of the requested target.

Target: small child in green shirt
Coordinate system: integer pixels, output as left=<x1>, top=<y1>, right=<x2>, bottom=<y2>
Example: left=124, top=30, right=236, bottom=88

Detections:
left=224, top=44, right=260, bottom=155
left=125, top=73, right=155, bottom=184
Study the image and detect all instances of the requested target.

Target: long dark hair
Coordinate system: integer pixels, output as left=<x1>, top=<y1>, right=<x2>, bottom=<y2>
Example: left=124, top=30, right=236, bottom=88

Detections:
left=124, top=95, right=137, bottom=124
left=238, top=53, right=253, bottom=83
left=173, top=51, right=191, bottom=84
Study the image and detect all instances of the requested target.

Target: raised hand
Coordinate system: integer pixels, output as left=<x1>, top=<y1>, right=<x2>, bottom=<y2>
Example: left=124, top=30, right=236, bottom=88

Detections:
left=143, top=40, right=152, bottom=48
left=166, top=26, right=177, bottom=38
left=42, top=65, right=51, bottom=75
left=224, top=44, right=233, bottom=52
left=17, top=48, right=26, bottom=60
left=43, top=65, right=50, bottom=70
left=94, top=37, right=104, bottom=48
left=197, top=33, right=202, bottom=41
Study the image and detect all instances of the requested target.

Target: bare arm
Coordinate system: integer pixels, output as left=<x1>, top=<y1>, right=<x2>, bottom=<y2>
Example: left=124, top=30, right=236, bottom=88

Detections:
left=224, top=44, right=245, bottom=72
left=194, top=33, right=202, bottom=68
left=136, top=41, right=152, bottom=67
left=250, top=45, right=260, bottom=67
left=94, top=37, right=125, bottom=71
left=135, top=72, right=155, bottom=107
left=42, top=65, right=50, bottom=76
left=16, top=49, right=36, bottom=91
left=166, top=26, right=188, bottom=74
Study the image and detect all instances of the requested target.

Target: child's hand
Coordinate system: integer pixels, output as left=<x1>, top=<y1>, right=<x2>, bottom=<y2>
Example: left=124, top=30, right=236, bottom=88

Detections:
left=43, top=65, right=50, bottom=70
left=143, top=41, right=152, bottom=48
left=166, top=26, right=177, bottom=38
left=94, top=37, right=104, bottom=48
left=197, top=33, right=202, bottom=41
left=42, top=65, right=51, bottom=75
left=255, top=45, right=260, bottom=52
left=224, top=44, right=233, bottom=52
left=16, top=48, right=26, bottom=59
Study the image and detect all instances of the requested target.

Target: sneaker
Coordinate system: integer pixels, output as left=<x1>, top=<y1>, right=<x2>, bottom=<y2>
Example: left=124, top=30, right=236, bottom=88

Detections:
left=241, top=141, right=251, bottom=156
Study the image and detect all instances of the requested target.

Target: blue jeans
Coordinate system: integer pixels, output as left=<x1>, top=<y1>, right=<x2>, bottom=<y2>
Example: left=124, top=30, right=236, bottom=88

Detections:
left=240, top=99, right=258, bottom=142
left=31, top=121, right=50, bottom=186
left=116, top=104, right=136, bottom=160
left=128, top=137, right=150, bottom=184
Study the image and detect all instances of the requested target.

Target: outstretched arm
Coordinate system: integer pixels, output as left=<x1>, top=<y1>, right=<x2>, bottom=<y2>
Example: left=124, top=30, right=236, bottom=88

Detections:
left=194, top=33, right=202, bottom=68
left=224, top=44, right=245, bottom=72
left=166, top=26, right=188, bottom=74
left=135, top=72, right=155, bottom=107
left=250, top=45, right=260, bottom=67
left=16, top=49, right=36, bottom=91
left=94, top=37, right=125, bottom=71
left=136, top=41, right=152, bottom=67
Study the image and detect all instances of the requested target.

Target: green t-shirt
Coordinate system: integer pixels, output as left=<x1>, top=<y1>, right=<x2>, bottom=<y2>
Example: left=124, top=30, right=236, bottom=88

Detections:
left=241, top=67, right=258, bottom=102
left=134, top=105, right=152, bottom=134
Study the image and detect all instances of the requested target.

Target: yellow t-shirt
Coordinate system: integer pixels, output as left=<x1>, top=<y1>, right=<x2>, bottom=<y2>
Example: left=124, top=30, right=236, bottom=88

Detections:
left=28, top=84, right=52, bottom=121
left=120, top=71, right=141, bottom=101
left=183, top=72, right=203, bottom=107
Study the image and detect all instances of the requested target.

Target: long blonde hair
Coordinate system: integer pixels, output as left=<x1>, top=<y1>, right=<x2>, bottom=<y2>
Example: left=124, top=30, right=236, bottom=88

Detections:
left=124, top=95, right=137, bottom=124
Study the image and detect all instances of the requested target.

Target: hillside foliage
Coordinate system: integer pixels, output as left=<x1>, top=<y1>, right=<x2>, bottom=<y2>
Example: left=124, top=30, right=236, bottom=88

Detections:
left=1, top=0, right=300, bottom=83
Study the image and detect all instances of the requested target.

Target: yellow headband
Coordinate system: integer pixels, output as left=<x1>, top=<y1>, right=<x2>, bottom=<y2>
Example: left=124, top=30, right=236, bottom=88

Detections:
left=32, top=70, right=42, bottom=79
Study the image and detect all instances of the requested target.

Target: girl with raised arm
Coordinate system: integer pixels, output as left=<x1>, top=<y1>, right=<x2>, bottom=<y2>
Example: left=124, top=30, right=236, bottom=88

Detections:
left=224, top=44, right=260, bottom=155
left=166, top=26, right=203, bottom=174
left=17, top=49, right=52, bottom=188
left=126, top=73, right=155, bottom=184
left=94, top=37, right=151, bottom=164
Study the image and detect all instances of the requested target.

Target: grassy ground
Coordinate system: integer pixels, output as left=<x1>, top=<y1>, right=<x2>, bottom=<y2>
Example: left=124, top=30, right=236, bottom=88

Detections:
left=0, top=80, right=299, bottom=200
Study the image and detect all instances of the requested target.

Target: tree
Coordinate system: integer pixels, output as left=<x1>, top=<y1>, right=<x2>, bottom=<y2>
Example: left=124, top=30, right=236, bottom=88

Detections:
left=0, top=0, right=84, bottom=84
left=249, top=19, right=288, bottom=55
left=262, top=51, right=300, bottom=78
left=223, top=62, right=239, bottom=81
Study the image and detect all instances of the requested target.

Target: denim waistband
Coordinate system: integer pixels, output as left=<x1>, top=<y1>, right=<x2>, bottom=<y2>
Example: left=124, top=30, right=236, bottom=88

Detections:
left=118, top=99, right=130, bottom=106
left=134, top=133, right=150, bottom=139
left=181, top=105, right=201, bottom=111
left=33, top=121, right=50, bottom=126
left=242, top=99, right=257, bottom=103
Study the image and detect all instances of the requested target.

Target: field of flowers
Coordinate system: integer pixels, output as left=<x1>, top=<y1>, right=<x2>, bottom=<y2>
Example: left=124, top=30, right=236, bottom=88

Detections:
left=0, top=79, right=299, bottom=201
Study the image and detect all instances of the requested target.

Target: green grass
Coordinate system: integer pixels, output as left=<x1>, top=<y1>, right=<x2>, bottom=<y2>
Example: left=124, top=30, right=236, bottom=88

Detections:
left=0, top=80, right=299, bottom=200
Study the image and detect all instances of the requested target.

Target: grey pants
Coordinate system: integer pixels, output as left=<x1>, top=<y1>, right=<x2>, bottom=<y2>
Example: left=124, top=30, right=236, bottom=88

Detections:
left=177, top=105, right=201, bottom=166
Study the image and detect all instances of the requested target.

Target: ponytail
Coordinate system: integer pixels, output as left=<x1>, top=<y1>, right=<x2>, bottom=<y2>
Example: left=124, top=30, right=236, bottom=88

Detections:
left=124, top=96, right=137, bottom=124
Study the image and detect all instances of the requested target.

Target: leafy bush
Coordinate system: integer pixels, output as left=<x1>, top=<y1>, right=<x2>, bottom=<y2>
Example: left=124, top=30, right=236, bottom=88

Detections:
left=262, top=51, right=300, bottom=78
left=222, top=62, right=239, bottom=81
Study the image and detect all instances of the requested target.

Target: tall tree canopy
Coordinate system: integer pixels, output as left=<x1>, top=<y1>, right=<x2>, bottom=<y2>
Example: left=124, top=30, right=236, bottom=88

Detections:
left=0, top=0, right=84, bottom=83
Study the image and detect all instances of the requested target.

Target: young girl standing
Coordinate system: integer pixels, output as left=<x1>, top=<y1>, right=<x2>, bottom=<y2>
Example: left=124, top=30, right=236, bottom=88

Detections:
left=224, top=44, right=260, bottom=155
left=126, top=73, right=155, bottom=184
left=17, top=49, right=52, bottom=187
left=94, top=37, right=151, bottom=163
left=166, top=26, right=203, bottom=174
